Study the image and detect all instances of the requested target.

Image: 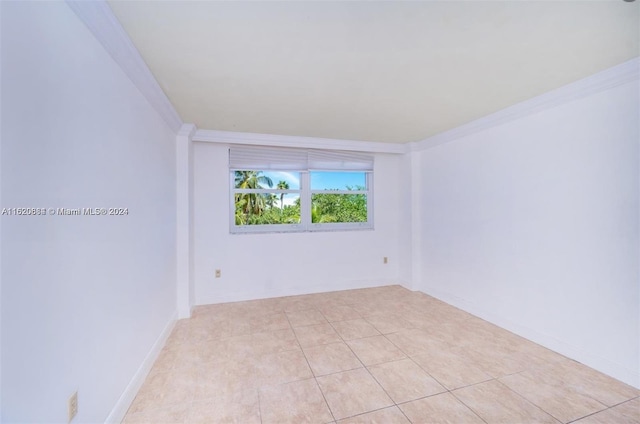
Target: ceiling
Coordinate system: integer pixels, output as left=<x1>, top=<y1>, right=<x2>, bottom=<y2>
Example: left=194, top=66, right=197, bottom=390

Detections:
left=108, top=1, right=639, bottom=144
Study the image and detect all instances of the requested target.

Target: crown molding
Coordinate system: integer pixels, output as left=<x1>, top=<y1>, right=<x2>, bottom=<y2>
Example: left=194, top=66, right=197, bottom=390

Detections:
left=66, top=0, right=183, bottom=134
left=177, top=123, right=197, bottom=139
left=193, top=129, right=409, bottom=154
left=412, top=57, right=640, bottom=152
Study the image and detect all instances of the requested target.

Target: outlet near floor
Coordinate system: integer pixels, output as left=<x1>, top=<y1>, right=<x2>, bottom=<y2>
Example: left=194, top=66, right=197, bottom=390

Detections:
left=383, top=257, right=388, bottom=264
left=215, top=269, right=221, bottom=278
left=68, top=391, right=78, bottom=422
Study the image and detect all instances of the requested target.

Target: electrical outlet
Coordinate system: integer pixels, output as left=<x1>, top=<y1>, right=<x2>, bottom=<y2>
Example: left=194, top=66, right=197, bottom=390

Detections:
left=68, top=391, right=78, bottom=422
left=383, top=257, right=388, bottom=264
left=215, top=269, right=221, bottom=278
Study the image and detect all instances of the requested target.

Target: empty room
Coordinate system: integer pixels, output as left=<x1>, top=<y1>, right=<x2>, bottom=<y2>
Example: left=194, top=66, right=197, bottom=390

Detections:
left=1, top=0, right=639, bottom=423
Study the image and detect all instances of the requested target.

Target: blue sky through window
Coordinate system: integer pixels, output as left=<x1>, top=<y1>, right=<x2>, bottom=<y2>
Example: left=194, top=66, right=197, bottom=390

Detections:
left=260, top=171, right=366, bottom=191
left=311, top=172, right=366, bottom=190
left=261, top=171, right=300, bottom=189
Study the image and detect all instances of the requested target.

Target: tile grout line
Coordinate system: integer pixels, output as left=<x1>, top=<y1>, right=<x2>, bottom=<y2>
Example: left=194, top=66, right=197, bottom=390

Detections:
left=284, top=310, right=338, bottom=423
left=256, top=386, right=263, bottom=424
left=379, top=320, right=610, bottom=424
left=326, top=313, right=409, bottom=422
left=336, top=404, right=410, bottom=423
left=125, top=287, right=639, bottom=423
left=323, top=309, right=386, bottom=422
left=338, top=307, right=486, bottom=423
left=447, top=387, right=491, bottom=424
left=563, top=394, right=640, bottom=424
left=381, top=327, right=490, bottom=424
left=492, top=378, right=566, bottom=423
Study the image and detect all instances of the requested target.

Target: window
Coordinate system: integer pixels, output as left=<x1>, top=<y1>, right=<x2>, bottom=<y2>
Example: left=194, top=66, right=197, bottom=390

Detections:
left=233, top=170, right=302, bottom=228
left=311, top=172, right=368, bottom=224
left=230, top=147, right=373, bottom=233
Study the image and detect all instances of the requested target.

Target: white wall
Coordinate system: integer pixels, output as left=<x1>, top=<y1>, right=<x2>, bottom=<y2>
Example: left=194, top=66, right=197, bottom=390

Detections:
left=0, top=1, right=4, bottom=416
left=192, top=142, right=403, bottom=304
left=415, top=80, right=639, bottom=387
left=397, top=153, right=413, bottom=288
left=1, top=2, right=177, bottom=422
left=1, top=3, right=635, bottom=422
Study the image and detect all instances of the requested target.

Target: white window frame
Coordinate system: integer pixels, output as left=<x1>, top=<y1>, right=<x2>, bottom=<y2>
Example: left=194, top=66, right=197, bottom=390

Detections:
left=230, top=173, right=305, bottom=234
left=229, top=148, right=374, bottom=234
left=308, top=171, right=373, bottom=232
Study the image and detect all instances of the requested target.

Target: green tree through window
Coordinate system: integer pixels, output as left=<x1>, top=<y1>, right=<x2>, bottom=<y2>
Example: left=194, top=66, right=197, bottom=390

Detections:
left=231, top=170, right=371, bottom=232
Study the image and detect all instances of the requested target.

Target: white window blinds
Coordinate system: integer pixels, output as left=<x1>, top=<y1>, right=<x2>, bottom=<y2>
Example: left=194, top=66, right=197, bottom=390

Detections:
left=307, top=150, right=373, bottom=171
left=229, top=146, right=373, bottom=171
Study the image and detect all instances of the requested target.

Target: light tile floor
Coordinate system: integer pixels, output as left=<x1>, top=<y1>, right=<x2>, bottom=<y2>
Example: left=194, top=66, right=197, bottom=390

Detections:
left=123, top=286, right=639, bottom=424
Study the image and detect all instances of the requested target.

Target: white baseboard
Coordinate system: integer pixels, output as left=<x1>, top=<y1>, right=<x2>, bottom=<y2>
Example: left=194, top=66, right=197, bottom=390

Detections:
left=105, top=311, right=178, bottom=424
left=196, top=278, right=399, bottom=305
left=420, top=285, right=640, bottom=389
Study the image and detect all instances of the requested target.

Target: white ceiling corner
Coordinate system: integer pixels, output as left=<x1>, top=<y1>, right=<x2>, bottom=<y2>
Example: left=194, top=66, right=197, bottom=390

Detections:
left=193, top=129, right=408, bottom=154
left=413, top=57, right=640, bottom=152
left=94, top=1, right=638, bottom=144
left=66, top=0, right=183, bottom=134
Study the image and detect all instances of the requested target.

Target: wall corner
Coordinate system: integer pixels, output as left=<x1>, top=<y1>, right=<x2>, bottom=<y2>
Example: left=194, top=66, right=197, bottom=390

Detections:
left=176, top=123, right=196, bottom=319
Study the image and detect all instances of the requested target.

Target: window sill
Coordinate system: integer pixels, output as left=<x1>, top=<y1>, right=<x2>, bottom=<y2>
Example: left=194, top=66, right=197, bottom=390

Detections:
left=230, top=224, right=374, bottom=235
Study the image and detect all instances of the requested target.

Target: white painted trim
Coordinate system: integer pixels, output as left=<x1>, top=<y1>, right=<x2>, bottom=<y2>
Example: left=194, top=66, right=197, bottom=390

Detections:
left=409, top=152, right=422, bottom=292
left=196, top=279, right=399, bottom=305
left=230, top=171, right=373, bottom=234
left=412, top=58, right=640, bottom=152
left=177, top=123, right=197, bottom=138
left=65, top=0, right=183, bottom=134
left=194, top=129, right=408, bottom=154
left=177, top=124, right=196, bottom=319
left=104, top=311, right=177, bottom=424
left=420, top=285, right=640, bottom=389
left=0, top=1, right=3, bottom=412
